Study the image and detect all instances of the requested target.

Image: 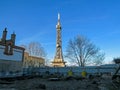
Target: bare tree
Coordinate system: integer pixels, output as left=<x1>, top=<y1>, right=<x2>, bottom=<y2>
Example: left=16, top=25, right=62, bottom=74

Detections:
left=27, top=42, right=46, bottom=58
left=65, top=35, right=105, bottom=67
left=92, top=53, right=105, bottom=65
left=21, top=42, right=46, bottom=58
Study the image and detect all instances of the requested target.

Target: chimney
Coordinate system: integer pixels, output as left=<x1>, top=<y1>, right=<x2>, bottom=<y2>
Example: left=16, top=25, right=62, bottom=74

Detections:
left=2, top=28, right=7, bottom=44
left=11, top=32, right=16, bottom=45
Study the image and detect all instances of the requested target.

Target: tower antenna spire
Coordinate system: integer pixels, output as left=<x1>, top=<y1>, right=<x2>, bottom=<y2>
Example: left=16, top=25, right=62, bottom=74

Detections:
left=58, top=13, right=60, bottom=20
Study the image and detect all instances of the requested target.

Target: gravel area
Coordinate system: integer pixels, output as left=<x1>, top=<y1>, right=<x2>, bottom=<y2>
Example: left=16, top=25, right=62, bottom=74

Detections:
left=0, top=76, right=119, bottom=90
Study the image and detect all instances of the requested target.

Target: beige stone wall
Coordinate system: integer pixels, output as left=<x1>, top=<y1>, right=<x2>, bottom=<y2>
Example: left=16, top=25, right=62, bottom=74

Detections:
left=23, top=52, right=45, bottom=68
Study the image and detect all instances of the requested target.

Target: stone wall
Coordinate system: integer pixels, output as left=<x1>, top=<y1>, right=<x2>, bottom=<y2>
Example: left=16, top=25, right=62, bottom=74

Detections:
left=23, top=65, right=117, bottom=76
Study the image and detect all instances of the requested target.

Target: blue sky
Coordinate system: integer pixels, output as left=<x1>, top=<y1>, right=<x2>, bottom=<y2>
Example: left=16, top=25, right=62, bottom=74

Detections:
left=0, top=0, right=120, bottom=63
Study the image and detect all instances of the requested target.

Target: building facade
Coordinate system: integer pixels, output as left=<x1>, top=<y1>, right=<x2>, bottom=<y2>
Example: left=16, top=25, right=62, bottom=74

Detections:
left=23, top=52, right=45, bottom=68
left=0, top=28, right=25, bottom=73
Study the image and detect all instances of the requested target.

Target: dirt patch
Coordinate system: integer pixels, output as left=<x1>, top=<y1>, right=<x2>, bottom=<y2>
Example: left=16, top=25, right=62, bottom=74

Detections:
left=0, top=76, right=119, bottom=90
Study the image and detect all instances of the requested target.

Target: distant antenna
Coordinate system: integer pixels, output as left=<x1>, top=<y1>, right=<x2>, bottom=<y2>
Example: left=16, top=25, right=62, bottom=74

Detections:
left=58, top=13, right=60, bottom=20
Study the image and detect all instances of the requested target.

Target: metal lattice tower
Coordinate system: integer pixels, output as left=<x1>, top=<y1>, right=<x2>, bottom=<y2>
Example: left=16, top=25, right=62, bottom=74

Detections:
left=52, top=13, right=66, bottom=67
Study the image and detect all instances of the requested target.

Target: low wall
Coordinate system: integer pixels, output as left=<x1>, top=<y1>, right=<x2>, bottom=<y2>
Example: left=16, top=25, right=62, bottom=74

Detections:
left=23, top=66, right=116, bottom=76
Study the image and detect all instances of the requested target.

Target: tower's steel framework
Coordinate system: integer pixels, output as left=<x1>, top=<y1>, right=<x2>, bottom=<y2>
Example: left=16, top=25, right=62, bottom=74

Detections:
left=52, top=13, right=66, bottom=67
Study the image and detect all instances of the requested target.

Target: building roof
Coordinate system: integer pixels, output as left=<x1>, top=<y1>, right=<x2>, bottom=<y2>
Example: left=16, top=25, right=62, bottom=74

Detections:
left=24, top=52, right=44, bottom=60
left=0, top=43, right=25, bottom=51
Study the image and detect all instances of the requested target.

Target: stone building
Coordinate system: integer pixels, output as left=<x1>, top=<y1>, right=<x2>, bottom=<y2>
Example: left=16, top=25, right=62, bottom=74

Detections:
left=0, top=28, right=25, bottom=74
left=23, top=52, right=45, bottom=68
